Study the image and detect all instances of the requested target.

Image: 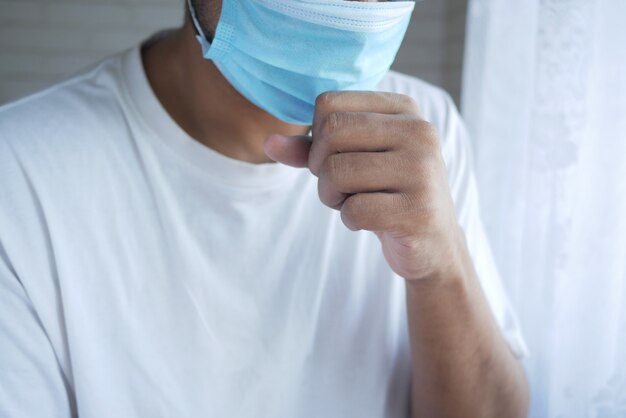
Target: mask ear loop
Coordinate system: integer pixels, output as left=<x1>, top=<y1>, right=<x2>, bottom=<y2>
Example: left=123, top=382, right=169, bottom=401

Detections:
left=187, top=0, right=212, bottom=55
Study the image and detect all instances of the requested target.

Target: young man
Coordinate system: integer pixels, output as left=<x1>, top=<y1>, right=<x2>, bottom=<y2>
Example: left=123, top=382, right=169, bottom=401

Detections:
left=0, top=0, right=529, bottom=416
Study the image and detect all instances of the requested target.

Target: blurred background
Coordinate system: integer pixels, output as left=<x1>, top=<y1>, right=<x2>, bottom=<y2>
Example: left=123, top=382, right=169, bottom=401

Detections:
left=1, top=1, right=625, bottom=417
left=0, top=0, right=468, bottom=106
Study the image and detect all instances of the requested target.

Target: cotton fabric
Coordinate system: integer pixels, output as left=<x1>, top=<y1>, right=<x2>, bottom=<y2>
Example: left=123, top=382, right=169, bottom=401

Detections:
left=0, top=43, right=526, bottom=418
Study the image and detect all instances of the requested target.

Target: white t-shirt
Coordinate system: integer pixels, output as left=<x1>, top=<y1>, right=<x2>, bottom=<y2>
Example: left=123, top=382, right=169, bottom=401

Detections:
left=0, top=44, right=527, bottom=418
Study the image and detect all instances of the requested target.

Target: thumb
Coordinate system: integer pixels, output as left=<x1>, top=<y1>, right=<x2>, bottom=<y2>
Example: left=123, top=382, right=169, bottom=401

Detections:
left=263, top=134, right=312, bottom=168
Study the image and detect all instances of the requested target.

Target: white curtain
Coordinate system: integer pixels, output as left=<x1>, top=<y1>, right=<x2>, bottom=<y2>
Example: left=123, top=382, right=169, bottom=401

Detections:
left=462, top=0, right=626, bottom=416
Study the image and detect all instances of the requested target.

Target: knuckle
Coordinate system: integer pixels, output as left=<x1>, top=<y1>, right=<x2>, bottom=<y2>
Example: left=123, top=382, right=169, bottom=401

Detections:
left=320, top=111, right=342, bottom=137
left=396, top=93, right=415, bottom=107
left=408, top=119, right=441, bottom=150
left=420, top=120, right=440, bottom=140
left=340, top=198, right=361, bottom=230
left=308, top=153, right=322, bottom=177
left=327, top=154, right=343, bottom=183
left=324, top=154, right=351, bottom=186
left=406, top=118, right=428, bottom=132
left=318, top=112, right=357, bottom=151
left=343, top=194, right=368, bottom=221
left=320, top=154, right=338, bottom=183
left=397, top=94, right=421, bottom=114
left=341, top=195, right=358, bottom=217
left=317, top=178, right=343, bottom=209
left=315, top=91, right=336, bottom=109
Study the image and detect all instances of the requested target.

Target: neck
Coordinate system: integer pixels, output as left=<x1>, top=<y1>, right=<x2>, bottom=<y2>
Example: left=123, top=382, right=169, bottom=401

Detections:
left=141, top=22, right=310, bottom=164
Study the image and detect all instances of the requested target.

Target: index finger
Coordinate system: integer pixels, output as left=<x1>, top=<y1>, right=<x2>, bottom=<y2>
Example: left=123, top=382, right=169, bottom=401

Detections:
left=313, top=91, right=422, bottom=123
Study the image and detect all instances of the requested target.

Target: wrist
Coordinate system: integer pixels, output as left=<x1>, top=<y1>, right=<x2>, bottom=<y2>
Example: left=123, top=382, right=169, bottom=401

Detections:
left=404, top=223, right=472, bottom=288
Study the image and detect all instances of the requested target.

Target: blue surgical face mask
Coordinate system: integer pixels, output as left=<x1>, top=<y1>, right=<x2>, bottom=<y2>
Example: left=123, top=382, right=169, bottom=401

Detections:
left=187, top=0, right=415, bottom=125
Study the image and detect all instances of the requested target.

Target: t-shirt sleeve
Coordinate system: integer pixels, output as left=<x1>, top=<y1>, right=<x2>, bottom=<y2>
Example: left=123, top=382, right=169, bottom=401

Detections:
left=438, top=93, right=529, bottom=359
left=0, top=248, right=75, bottom=417
left=0, top=132, right=76, bottom=417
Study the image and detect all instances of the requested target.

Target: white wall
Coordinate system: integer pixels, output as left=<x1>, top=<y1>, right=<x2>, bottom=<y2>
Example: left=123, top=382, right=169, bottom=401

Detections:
left=0, top=0, right=466, bottom=106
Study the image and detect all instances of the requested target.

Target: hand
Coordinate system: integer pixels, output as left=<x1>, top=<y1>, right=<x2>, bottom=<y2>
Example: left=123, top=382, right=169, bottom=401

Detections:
left=264, top=91, right=466, bottom=282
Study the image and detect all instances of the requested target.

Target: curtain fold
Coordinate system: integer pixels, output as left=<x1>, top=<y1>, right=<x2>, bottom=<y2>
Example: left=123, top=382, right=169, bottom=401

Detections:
left=462, top=1, right=626, bottom=416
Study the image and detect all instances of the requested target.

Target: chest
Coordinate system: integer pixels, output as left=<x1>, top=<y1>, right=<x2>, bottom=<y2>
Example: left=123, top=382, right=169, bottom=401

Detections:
left=44, top=174, right=411, bottom=417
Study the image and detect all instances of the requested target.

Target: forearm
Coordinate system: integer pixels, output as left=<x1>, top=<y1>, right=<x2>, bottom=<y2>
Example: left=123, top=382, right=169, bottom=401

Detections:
left=405, top=230, right=528, bottom=418
left=266, top=89, right=529, bottom=416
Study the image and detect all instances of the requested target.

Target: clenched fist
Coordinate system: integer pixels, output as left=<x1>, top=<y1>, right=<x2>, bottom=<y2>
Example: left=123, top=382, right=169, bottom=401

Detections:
left=264, top=91, right=467, bottom=282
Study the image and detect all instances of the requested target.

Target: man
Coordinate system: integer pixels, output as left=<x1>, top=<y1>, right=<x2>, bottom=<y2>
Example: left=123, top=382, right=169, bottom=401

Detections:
left=0, top=0, right=529, bottom=417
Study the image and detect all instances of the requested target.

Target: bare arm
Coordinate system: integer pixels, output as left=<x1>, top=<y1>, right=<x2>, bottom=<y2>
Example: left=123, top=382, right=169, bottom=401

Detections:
left=264, top=90, right=529, bottom=417
left=405, top=229, right=528, bottom=418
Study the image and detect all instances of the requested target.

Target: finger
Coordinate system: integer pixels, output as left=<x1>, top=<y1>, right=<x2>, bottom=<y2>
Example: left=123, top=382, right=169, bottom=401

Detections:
left=309, top=112, right=432, bottom=176
left=340, top=192, right=415, bottom=232
left=317, top=179, right=349, bottom=210
left=314, top=91, right=422, bottom=121
left=317, top=151, right=416, bottom=209
left=264, top=134, right=312, bottom=168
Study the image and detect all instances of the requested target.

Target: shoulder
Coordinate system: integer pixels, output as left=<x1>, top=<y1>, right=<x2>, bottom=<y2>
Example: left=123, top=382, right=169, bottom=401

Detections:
left=0, top=49, right=137, bottom=213
left=0, top=50, right=137, bottom=270
left=0, top=50, right=131, bottom=170
left=0, top=49, right=137, bottom=229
